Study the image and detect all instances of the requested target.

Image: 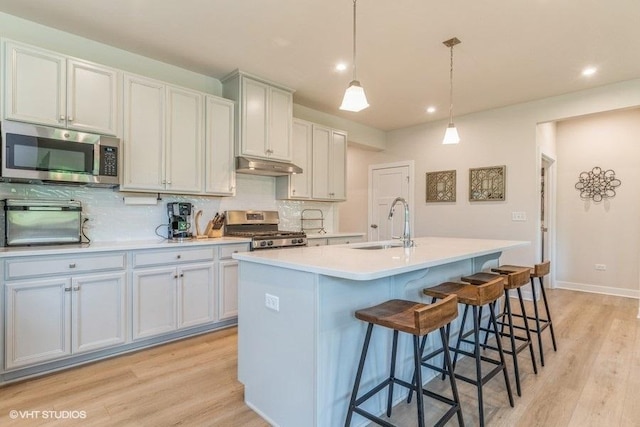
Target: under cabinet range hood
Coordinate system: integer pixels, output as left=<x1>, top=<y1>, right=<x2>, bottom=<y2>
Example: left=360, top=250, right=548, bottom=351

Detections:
left=235, top=156, right=302, bottom=176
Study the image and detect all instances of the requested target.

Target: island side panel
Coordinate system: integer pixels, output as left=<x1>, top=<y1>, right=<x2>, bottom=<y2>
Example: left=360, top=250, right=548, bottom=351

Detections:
left=237, top=261, right=318, bottom=427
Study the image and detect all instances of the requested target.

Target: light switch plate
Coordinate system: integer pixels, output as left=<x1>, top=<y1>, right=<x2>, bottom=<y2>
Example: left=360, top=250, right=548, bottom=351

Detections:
left=512, top=212, right=527, bottom=221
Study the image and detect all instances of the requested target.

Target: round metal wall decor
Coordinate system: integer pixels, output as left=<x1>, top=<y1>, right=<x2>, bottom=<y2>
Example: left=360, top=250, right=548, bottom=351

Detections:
left=574, top=167, right=621, bottom=202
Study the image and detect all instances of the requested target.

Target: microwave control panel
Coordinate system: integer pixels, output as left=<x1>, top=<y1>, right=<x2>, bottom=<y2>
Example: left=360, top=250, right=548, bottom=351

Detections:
left=99, top=146, right=118, bottom=176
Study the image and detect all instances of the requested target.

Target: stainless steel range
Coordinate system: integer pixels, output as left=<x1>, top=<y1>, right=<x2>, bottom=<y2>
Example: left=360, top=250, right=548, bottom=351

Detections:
left=224, top=210, right=307, bottom=250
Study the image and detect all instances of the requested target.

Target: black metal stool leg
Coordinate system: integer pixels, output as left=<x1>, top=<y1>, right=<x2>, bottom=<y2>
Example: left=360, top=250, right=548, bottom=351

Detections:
left=529, top=277, right=545, bottom=366
left=472, top=306, right=485, bottom=427
left=539, top=276, right=558, bottom=351
left=413, top=334, right=425, bottom=427
left=440, top=326, right=464, bottom=427
left=517, top=287, right=538, bottom=375
left=345, top=323, right=374, bottom=427
left=504, top=290, right=522, bottom=396
left=386, top=330, right=399, bottom=417
left=489, top=301, right=514, bottom=407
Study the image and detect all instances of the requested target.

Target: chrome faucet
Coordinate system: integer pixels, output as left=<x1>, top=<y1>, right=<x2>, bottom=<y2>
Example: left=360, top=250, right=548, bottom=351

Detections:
left=388, top=197, right=414, bottom=248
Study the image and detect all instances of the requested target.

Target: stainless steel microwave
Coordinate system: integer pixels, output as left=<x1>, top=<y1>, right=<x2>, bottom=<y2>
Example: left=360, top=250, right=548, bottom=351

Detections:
left=0, top=121, right=120, bottom=187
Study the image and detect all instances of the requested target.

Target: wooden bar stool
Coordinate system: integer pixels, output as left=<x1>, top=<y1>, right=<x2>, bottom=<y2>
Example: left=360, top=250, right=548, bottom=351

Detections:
left=491, top=260, right=557, bottom=366
left=345, top=295, right=464, bottom=427
left=460, top=269, right=538, bottom=397
left=419, top=277, right=514, bottom=427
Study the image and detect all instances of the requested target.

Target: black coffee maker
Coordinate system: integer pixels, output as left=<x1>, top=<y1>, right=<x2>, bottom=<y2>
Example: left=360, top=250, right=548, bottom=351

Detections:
left=167, top=202, right=193, bottom=240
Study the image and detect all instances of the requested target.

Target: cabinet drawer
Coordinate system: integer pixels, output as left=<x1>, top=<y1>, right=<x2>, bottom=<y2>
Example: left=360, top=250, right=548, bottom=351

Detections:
left=328, top=236, right=365, bottom=245
left=5, top=252, right=126, bottom=280
left=218, top=244, right=250, bottom=260
left=133, top=247, right=214, bottom=268
left=308, top=238, right=328, bottom=247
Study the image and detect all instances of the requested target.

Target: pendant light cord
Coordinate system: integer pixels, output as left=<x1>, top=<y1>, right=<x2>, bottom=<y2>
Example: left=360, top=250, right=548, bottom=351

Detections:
left=448, top=44, right=454, bottom=125
left=352, top=0, right=358, bottom=82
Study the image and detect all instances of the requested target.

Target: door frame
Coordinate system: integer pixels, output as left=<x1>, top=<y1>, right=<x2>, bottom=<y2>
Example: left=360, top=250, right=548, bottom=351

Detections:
left=368, top=160, right=415, bottom=242
left=540, top=153, right=557, bottom=289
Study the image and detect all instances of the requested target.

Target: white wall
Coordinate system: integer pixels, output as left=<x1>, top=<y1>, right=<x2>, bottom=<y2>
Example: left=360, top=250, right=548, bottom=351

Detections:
left=555, top=108, right=640, bottom=297
left=341, top=79, right=640, bottom=271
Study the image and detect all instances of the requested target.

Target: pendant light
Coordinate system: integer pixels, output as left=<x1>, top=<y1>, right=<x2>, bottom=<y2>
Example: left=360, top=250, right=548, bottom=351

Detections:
left=442, top=37, right=461, bottom=144
left=340, top=0, right=369, bottom=112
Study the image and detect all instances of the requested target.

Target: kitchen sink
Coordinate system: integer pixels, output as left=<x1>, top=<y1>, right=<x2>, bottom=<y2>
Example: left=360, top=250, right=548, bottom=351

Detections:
left=352, top=242, right=404, bottom=250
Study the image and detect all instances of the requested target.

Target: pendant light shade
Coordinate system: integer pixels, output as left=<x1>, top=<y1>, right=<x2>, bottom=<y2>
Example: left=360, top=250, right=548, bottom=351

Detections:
left=340, top=0, right=369, bottom=112
left=442, top=37, right=461, bottom=144
left=340, top=80, right=369, bottom=112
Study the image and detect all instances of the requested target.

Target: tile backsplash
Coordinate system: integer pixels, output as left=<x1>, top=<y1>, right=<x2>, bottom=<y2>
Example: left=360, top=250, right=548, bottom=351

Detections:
left=0, top=174, right=337, bottom=242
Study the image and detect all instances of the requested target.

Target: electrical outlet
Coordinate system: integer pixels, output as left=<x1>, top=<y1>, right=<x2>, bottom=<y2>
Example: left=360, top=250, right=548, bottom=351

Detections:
left=511, top=212, right=527, bottom=221
left=595, top=264, right=607, bottom=271
left=265, top=293, right=280, bottom=311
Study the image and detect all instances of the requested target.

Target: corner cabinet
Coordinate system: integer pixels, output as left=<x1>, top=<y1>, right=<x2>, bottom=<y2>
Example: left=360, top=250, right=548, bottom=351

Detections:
left=3, top=40, right=120, bottom=135
left=222, top=70, right=294, bottom=161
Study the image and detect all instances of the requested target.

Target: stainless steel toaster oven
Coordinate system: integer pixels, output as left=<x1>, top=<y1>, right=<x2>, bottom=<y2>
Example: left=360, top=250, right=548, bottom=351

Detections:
left=1, top=199, right=83, bottom=246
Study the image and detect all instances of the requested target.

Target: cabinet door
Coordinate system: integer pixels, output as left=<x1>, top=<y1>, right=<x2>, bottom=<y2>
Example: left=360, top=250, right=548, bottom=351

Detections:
left=178, top=263, right=215, bottom=329
left=312, top=125, right=331, bottom=200
left=67, top=59, right=120, bottom=135
left=241, top=77, right=269, bottom=158
left=330, top=130, right=348, bottom=200
left=4, top=42, right=66, bottom=127
left=72, top=272, right=127, bottom=354
left=5, top=278, right=71, bottom=369
left=268, top=87, right=293, bottom=161
left=132, top=267, right=177, bottom=340
left=166, top=86, right=203, bottom=193
left=205, top=95, right=235, bottom=195
left=218, top=259, right=239, bottom=321
left=290, top=119, right=312, bottom=198
left=122, top=74, right=166, bottom=191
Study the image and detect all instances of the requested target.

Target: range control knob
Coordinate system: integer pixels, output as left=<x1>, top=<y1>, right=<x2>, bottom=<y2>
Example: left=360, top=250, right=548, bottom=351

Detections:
left=260, top=241, right=267, bottom=247
left=267, top=240, right=274, bottom=246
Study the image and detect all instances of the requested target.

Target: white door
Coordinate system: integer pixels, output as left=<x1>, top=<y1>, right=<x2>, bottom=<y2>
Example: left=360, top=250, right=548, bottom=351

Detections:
left=205, top=95, right=236, bottom=195
left=166, top=86, right=203, bottom=193
left=4, top=42, right=66, bottom=127
left=132, top=267, right=177, bottom=340
left=330, top=130, right=347, bottom=200
left=268, top=86, right=293, bottom=161
left=177, top=263, right=215, bottom=329
left=289, top=119, right=313, bottom=199
left=241, top=77, right=269, bottom=158
left=311, top=125, right=331, bottom=199
left=5, top=278, right=72, bottom=369
left=67, top=59, right=120, bottom=135
left=72, top=272, right=127, bottom=354
left=369, top=163, right=412, bottom=242
left=218, top=260, right=239, bottom=321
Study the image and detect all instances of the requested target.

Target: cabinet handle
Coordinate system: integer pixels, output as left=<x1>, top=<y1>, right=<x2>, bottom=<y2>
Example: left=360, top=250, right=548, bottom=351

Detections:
left=73, top=286, right=80, bottom=291
left=64, top=287, right=72, bottom=292
left=68, top=116, right=74, bottom=122
left=174, top=275, right=178, bottom=279
left=292, top=189, right=296, bottom=194
left=59, top=115, right=65, bottom=122
left=180, top=273, right=184, bottom=278
left=69, top=263, right=76, bottom=268
left=176, top=255, right=181, bottom=259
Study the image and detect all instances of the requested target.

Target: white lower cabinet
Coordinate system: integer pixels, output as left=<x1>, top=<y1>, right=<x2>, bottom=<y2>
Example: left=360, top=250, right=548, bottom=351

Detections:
left=132, top=261, right=215, bottom=340
left=5, top=271, right=126, bottom=370
left=218, top=260, right=239, bottom=321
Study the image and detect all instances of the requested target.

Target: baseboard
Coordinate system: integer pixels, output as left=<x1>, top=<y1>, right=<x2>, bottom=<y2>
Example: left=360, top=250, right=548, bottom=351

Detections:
left=555, top=281, right=640, bottom=299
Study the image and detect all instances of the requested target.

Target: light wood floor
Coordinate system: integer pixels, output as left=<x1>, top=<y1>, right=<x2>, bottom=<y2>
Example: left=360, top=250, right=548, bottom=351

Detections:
left=0, top=289, right=639, bottom=426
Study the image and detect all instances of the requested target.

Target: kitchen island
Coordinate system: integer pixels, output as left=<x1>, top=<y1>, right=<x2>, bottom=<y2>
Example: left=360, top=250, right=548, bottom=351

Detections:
left=233, top=237, right=528, bottom=427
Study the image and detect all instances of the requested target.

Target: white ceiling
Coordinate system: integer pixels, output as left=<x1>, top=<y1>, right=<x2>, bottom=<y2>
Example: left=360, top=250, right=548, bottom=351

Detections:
left=1, top=0, right=639, bottom=131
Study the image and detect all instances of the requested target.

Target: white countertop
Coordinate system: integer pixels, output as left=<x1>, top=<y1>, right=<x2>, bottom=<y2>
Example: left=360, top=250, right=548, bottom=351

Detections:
left=0, top=237, right=251, bottom=258
left=305, top=232, right=366, bottom=239
left=233, top=237, right=529, bottom=281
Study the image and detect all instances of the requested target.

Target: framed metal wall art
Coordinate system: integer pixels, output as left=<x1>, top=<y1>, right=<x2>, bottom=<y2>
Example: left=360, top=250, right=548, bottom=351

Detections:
left=426, top=170, right=456, bottom=202
left=469, top=165, right=506, bottom=201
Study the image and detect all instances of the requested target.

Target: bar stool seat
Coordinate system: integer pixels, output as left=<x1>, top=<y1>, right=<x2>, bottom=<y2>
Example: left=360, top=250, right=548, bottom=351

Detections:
left=460, top=268, right=538, bottom=397
left=345, top=296, right=464, bottom=427
left=491, top=261, right=557, bottom=366
left=419, top=278, right=513, bottom=427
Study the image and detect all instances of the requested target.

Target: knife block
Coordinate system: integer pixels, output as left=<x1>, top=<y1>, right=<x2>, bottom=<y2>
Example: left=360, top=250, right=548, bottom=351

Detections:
left=207, top=228, right=223, bottom=238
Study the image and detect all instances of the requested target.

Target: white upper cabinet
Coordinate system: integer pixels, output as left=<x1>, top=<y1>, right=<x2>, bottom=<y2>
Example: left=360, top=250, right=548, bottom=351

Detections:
left=276, top=118, right=313, bottom=199
left=122, top=74, right=204, bottom=194
left=223, top=70, right=294, bottom=162
left=3, top=40, right=120, bottom=135
left=312, top=125, right=347, bottom=201
left=205, top=96, right=236, bottom=196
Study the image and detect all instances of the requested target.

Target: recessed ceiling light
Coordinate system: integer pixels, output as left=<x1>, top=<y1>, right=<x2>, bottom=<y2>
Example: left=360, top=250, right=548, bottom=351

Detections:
left=335, top=63, right=347, bottom=72
left=582, top=66, right=597, bottom=77
left=426, top=106, right=436, bottom=114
